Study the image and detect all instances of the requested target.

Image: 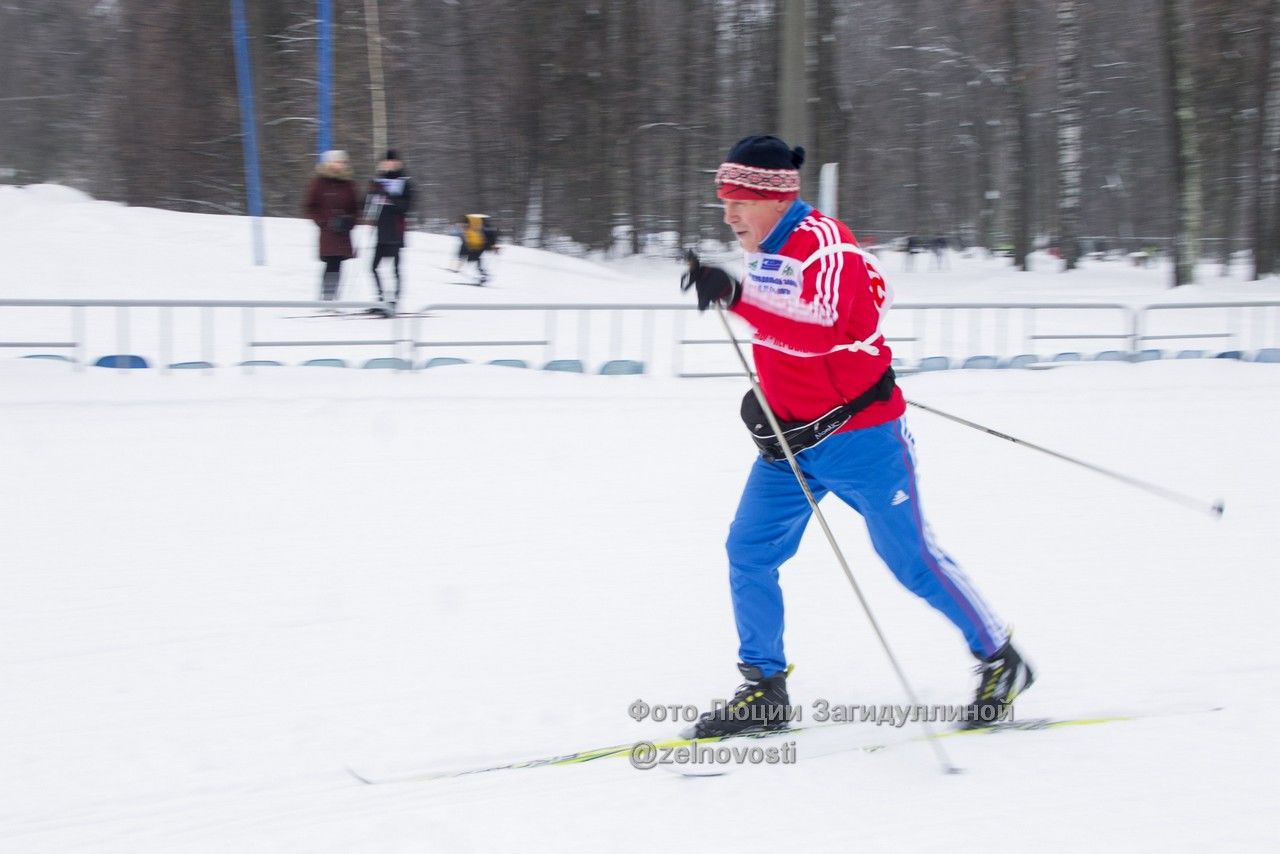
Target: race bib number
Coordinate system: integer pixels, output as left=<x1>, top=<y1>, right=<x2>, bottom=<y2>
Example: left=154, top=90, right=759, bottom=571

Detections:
left=742, top=252, right=802, bottom=303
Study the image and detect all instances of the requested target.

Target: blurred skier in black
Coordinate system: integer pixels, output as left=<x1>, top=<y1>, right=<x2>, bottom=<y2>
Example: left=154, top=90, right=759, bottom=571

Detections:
left=364, top=150, right=413, bottom=312
left=931, top=234, right=949, bottom=271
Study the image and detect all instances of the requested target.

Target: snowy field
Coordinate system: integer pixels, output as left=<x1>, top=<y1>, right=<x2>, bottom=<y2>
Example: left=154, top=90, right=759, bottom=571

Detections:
left=1, top=186, right=1278, bottom=852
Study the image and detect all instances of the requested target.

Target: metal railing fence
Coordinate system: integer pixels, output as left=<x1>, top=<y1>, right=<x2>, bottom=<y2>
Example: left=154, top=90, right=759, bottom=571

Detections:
left=2, top=298, right=1277, bottom=375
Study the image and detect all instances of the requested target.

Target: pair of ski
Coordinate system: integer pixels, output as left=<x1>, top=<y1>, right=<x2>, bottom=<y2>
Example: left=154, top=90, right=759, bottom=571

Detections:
left=346, top=706, right=1219, bottom=785
left=282, top=309, right=431, bottom=320
left=437, top=265, right=489, bottom=287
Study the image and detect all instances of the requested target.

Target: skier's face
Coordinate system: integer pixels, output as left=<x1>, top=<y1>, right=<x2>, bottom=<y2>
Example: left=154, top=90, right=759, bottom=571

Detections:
left=722, top=198, right=790, bottom=252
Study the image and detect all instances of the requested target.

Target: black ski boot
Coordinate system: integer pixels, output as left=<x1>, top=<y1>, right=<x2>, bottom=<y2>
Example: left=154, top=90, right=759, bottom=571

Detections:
left=682, top=663, right=794, bottom=739
left=962, top=641, right=1035, bottom=728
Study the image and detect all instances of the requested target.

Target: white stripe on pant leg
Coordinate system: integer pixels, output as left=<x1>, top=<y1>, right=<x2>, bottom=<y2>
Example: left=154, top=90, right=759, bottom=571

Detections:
left=920, top=518, right=1007, bottom=646
left=896, top=418, right=1007, bottom=648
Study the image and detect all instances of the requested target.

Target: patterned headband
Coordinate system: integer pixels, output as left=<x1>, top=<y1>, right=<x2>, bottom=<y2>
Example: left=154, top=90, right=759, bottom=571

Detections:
left=715, top=162, right=801, bottom=194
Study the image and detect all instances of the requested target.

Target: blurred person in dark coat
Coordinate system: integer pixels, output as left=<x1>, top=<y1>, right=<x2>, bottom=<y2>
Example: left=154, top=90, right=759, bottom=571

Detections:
left=303, top=150, right=360, bottom=301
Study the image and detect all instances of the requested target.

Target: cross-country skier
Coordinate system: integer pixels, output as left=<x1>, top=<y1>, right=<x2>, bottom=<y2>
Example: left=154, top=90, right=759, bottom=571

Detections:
left=452, top=213, right=499, bottom=284
left=680, top=135, right=1034, bottom=738
left=364, top=149, right=414, bottom=312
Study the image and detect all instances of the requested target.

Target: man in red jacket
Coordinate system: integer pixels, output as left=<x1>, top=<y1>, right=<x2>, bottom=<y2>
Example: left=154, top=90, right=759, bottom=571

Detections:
left=681, top=136, right=1033, bottom=738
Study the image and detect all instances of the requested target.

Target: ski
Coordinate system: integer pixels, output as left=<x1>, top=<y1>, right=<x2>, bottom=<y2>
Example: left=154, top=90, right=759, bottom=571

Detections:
left=657, top=714, right=1173, bottom=779
left=433, top=265, right=488, bottom=286
left=345, top=707, right=1220, bottom=785
left=279, top=310, right=375, bottom=319
left=280, top=310, right=431, bottom=320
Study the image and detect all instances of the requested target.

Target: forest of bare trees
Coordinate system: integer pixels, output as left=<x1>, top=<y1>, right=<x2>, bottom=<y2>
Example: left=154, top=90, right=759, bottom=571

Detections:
left=2, top=0, right=1279, bottom=280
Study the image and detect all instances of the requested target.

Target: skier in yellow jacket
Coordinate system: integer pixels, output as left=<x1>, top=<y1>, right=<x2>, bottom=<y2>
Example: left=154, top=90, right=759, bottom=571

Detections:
left=451, top=213, right=499, bottom=284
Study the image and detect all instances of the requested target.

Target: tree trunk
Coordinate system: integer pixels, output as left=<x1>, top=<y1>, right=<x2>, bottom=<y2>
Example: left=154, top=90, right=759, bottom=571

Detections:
left=1005, top=0, right=1032, bottom=270
left=362, top=0, right=386, bottom=162
left=623, top=0, right=644, bottom=255
left=1253, top=0, right=1278, bottom=279
left=1056, top=0, right=1083, bottom=271
left=778, top=0, right=809, bottom=172
left=814, top=0, right=845, bottom=214
left=1159, top=0, right=1200, bottom=286
left=1218, top=103, right=1242, bottom=276
left=677, top=0, right=694, bottom=253
left=455, top=5, right=488, bottom=212
left=899, top=0, right=925, bottom=236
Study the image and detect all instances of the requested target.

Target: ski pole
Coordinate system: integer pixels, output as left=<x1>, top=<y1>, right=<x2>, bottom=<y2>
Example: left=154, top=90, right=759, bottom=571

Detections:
left=706, top=294, right=963, bottom=776
left=904, top=399, right=1225, bottom=519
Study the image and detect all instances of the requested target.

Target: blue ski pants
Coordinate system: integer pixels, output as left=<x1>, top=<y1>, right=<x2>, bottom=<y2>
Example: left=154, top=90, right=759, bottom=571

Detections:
left=726, top=417, right=1007, bottom=677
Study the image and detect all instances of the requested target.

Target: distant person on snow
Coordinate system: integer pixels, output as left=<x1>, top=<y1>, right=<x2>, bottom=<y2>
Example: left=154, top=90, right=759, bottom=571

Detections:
left=903, top=234, right=921, bottom=272
left=678, top=134, right=1034, bottom=739
left=931, top=234, right=949, bottom=271
left=450, top=213, right=499, bottom=284
left=363, top=149, right=414, bottom=312
left=303, top=150, right=360, bottom=301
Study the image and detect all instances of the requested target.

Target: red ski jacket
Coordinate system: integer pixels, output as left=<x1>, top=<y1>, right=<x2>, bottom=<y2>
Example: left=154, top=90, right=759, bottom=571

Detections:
left=730, top=200, right=905, bottom=430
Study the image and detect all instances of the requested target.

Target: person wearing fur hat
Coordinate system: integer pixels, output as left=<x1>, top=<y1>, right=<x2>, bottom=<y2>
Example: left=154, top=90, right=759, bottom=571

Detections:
left=363, top=150, right=414, bottom=311
left=303, top=149, right=360, bottom=301
left=679, top=135, right=1033, bottom=739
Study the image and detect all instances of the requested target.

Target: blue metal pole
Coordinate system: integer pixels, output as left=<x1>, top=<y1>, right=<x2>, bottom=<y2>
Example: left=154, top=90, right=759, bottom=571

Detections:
left=230, top=0, right=266, bottom=265
left=317, top=0, right=333, bottom=156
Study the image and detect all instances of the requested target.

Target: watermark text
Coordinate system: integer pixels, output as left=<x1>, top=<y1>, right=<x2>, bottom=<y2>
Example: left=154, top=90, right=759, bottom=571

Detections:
left=629, top=739, right=797, bottom=770
left=627, top=698, right=1012, bottom=727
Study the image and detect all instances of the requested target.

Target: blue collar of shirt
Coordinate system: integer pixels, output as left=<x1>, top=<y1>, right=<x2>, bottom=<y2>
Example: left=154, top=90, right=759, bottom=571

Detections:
left=758, top=199, right=813, bottom=254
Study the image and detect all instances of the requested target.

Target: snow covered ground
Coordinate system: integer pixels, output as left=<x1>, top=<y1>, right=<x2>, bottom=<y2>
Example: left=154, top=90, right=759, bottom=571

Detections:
left=1, top=187, right=1278, bottom=852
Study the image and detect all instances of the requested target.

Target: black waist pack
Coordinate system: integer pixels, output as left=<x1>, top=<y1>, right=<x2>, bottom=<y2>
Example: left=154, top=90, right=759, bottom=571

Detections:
left=740, top=368, right=896, bottom=462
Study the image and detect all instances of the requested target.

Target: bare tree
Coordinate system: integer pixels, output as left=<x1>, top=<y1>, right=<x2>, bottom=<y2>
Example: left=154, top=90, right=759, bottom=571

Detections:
left=1252, top=0, right=1278, bottom=279
left=1056, top=0, right=1083, bottom=270
left=1004, top=0, right=1032, bottom=270
left=6, top=0, right=1278, bottom=272
left=814, top=0, right=847, bottom=208
left=1159, top=0, right=1201, bottom=285
left=362, top=0, right=387, bottom=161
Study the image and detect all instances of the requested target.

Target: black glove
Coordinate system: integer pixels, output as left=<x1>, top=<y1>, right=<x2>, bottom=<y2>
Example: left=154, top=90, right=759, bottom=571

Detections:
left=680, top=253, right=741, bottom=312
